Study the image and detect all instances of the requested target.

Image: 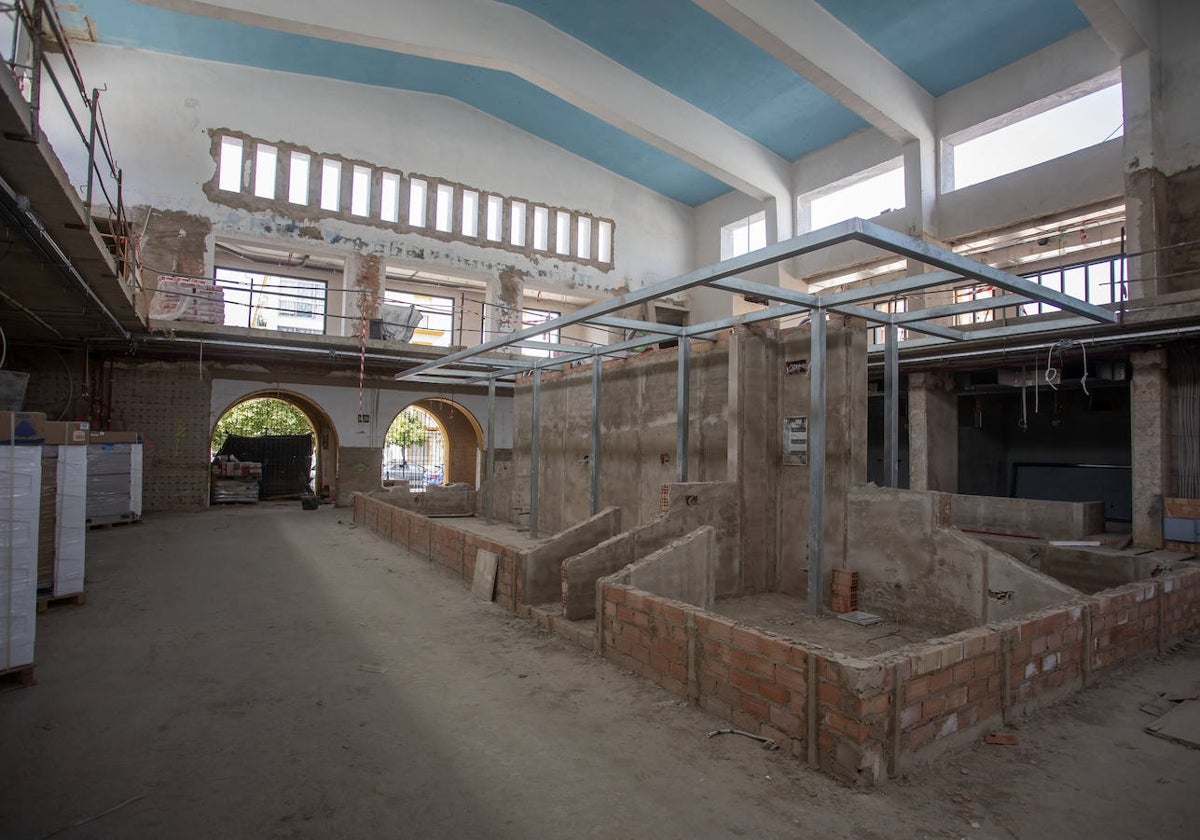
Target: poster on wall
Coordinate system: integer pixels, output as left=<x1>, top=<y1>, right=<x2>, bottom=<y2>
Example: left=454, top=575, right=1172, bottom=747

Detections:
left=785, top=416, right=808, bottom=466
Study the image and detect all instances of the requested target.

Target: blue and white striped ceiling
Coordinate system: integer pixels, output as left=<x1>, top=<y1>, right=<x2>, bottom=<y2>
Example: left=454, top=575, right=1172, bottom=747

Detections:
left=63, top=0, right=1091, bottom=206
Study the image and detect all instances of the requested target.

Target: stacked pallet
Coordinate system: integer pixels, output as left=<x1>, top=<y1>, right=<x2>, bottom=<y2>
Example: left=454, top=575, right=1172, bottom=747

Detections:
left=149, top=275, right=225, bottom=324
left=39, top=422, right=88, bottom=598
left=86, top=432, right=143, bottom=527
left=1, top=412, right=45, bottom=682
left=831, top=568, right=860, bottom=614
left=211, top=456, right=262, bottom=503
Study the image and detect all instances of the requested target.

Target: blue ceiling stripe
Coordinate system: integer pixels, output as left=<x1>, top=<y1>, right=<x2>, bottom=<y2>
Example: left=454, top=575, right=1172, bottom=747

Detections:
left=816, top=0, right=1091, bottom=96
left=66, top=0, right=731, bottom=205
left=497, top=0, right=868, bottom=161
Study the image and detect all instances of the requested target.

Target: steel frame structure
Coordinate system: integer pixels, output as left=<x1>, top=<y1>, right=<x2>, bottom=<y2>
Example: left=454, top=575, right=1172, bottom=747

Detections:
left=395, top=218, right=1118, bottom=613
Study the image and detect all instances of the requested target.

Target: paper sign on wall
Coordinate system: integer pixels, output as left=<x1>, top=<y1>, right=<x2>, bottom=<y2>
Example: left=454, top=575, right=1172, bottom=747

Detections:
left=785, top=416, right=808, bottom=466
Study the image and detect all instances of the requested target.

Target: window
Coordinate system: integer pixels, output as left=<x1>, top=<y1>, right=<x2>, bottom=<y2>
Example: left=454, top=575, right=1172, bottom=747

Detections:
left=597, top=220, right=613, bottom=264
left=210, top=132, right=616, bottom=266
left=532, top=207, right=549, bottom=251
left=461, top=190, right=479, bottom=237
left=510, top=200, right=527, bottom=247
left=215, top=268, right=327, bottom=335
left=869, top=299, right=907, bottom=345
left=521, top=307, right=560, bottom=358
left=721, top=212, right=766, bottom=260
left=555, top=211, right=571, bottom=255
left=1018, top=255, right=1126, bottom=317
left=950, top=83, right=1123, bottom=190
left=380, top=172, right=401, bottom=223
left=954, top=285, right=996, bottom=326
left=384, top=290, right=454, bottom=347
left=486, top=195, right=503, bottom=242
left=288, top=152, right=310, bottom=205
left=435, top=184, right=454, bottom=233
left=408, top=178, right=428, bottom=227
left=807, top=164, right=904, bottom=231
left=254, top=144, right=277, bottom=199
left=320, top=160, right=341, bottom=211
left=577, top=217, right=592, bottom=260
left=351, top=166, right=371, bottom=216
left=218, top=137, right=243, bottom=192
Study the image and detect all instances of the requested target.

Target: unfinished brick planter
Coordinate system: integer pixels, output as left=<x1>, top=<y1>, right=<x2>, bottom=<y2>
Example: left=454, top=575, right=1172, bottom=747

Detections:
left=597, top=568, right=1200, bottom=787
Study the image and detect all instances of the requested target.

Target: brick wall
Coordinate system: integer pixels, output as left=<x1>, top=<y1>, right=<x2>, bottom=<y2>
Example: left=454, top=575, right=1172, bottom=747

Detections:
left=353, top=494, right=522, bottom=609
left=350, top=490, right=1200, bottom=787
left=597, top=566, right=1200, bottom=787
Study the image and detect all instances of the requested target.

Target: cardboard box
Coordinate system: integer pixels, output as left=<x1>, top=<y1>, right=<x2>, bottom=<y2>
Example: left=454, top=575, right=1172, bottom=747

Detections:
left=45, top=421, right=90, bottom=446
left=89, top=430, right=141, bottom=444
left=0, top=411, right=47, bottom=445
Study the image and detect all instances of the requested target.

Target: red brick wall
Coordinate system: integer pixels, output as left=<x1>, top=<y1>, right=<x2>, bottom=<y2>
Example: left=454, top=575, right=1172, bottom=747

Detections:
left=354, top=493, right=1200, bottom=788
left=599, top=566, right=1200, bottom=786
left=353, top=495, right=522, bottom=609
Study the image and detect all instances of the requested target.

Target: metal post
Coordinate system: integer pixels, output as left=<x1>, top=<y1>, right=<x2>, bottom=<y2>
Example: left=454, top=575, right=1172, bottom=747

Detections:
left=486, top=376, right=496, bottom=525
left=590, top=353, right=602, bottom=515
left=84, top=87, right=98, bottom=223
left=28, top=0, right=44, bottom=142
left=530, top=366, right=542, bottom=539
left=884, top=322, right=899, bottom=488
left=808, top=309, right=827, bottom=615
left=676, top=336, right=691, bottom=483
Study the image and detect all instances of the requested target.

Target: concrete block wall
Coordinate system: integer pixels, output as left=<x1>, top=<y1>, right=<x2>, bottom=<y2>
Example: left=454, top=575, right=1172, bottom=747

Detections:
left=847, top=486, right=1079, bottom=633
left=108, top=361, right=213, bottom=512
left=612, top=525, right=716, bottom=610
left=512, top=339, right=730, bottom=536
left=353, top=494, right=523, bottom=609
left=596, top=565, right=1200, bottom=787
left=560, top=480, right=738, bottom=619
left=947, top=494, right=1105, bottom=539
left=522, top=507, right=622, bottom=606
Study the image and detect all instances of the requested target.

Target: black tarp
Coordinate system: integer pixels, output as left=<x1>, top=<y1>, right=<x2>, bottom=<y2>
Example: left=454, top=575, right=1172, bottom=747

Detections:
left=217, top=434, right=313, bottom=498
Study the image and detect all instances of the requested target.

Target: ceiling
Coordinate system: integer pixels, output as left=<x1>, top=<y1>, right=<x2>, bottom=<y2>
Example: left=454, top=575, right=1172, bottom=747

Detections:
left=62, top=0, right=1091, bottom=206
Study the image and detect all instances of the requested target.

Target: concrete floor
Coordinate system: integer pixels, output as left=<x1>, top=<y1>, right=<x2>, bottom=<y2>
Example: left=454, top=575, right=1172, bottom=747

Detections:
left=716, top=592, right=939, bottom=656
left=2, top=505, right=1199, bottom=839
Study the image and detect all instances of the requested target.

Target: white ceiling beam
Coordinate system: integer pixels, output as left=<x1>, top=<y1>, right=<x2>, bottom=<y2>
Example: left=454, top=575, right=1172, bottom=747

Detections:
left=1073, top=0, right=1159, bottom=58
left=136, top=0, right=791, bottom=202
left=693, top=0, right=935, bottom=145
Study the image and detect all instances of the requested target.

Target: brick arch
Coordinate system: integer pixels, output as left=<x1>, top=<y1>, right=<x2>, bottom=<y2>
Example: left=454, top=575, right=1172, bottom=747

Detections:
left=210, top=389, right=340, bottom=500
left=394, top=398, right=484, bottom=487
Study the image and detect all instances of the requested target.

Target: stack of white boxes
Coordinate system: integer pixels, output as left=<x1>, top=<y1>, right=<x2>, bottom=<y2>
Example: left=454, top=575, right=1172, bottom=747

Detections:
left=1, top=412, right=45, bottom=673
left=150, top=275, right=225, bottom=324
left=48, top=424, right=88, bottom=597
left=86, top=433, right=143, bottom=526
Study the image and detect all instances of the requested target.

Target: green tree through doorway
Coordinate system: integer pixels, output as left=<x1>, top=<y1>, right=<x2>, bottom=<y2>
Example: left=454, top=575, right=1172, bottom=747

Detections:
left=212, top=397, right=313, bottom=453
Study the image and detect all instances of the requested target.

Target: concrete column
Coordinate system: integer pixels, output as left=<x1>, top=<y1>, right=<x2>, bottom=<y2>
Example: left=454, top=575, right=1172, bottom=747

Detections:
left=1122, top=49, right=1168, bottom=299
left=908, top=371, right=957, bottom=493
left=341, top=252, right=385, bottom=339
left=1131, top=349, right=1168, bottom=548
left=484, top=267, right=524, bottom=341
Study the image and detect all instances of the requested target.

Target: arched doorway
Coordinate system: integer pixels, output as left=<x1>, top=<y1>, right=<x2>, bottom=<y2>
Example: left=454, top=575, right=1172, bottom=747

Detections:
left=211, top=390, right=339, bottom=501
left=382, top=398, right=483, bottom=489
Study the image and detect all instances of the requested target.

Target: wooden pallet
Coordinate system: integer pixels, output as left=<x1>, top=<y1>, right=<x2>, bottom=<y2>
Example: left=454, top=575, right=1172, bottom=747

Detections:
left=0, top=664, right=35, bottom=692
left=87, top=518, right=141, bottom=530
left=37, top=592, right=87, bottom=613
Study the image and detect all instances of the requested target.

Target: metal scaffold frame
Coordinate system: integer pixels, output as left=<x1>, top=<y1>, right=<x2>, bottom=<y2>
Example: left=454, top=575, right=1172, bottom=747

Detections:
left=396, top=217, right=1118, bottom=610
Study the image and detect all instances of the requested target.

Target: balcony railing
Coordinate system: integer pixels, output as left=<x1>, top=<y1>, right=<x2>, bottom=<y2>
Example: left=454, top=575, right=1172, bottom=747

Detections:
left=1, top=0, right=138, bottom=288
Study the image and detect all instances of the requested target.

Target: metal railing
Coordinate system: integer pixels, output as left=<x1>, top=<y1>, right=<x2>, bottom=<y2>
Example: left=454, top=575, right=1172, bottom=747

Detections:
left=1, top=0, right=138, bottom=286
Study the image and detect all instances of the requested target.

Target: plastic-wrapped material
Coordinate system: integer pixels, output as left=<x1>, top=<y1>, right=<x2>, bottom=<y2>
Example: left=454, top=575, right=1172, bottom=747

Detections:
left=86, top=442, right=141, bottom=525
left=53, top=446, right=87, bottom=597
left=131, top=444, right=143, bottom=517
left=149, top=276, right=224, bottom=323
left=1, top=446, right=41, bottom=670
left=211, top=479, right=259, bottom=503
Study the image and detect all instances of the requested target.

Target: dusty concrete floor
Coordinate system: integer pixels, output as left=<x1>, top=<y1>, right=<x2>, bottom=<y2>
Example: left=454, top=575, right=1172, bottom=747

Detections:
left=717, top=592, right=938, bottom=656
left=1, top=505, right=1198, bottom=839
